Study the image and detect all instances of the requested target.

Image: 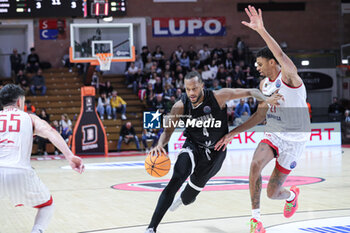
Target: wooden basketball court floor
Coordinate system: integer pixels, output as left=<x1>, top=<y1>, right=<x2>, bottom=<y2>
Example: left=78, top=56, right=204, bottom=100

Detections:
left=1, top=146, right=349, bottom=233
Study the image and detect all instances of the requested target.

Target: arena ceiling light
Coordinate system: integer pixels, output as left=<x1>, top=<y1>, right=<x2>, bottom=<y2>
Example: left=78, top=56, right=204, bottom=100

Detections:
left=301, top=60, right=309, bottom=66
left=342, top=59, right=348, bottom=64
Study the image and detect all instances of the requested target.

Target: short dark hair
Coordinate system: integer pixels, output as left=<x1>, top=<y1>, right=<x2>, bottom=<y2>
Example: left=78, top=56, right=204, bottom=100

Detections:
left=30, top=47, right=35, bottom=52
left=185, top=71, right=202, bottom=83
left=256, top=46, right=279, bottom=64
left=0, top=84, right=25, bottom=107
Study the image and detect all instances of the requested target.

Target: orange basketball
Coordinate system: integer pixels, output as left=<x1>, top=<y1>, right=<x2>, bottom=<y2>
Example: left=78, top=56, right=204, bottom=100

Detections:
left=145, top=151, right=171, bottom=177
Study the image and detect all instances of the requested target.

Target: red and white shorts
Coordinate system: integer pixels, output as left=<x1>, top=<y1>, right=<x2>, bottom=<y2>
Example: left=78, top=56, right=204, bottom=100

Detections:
left=0, top=167, right=52, bottom=207
left=261, top=133, right=307, bottom=174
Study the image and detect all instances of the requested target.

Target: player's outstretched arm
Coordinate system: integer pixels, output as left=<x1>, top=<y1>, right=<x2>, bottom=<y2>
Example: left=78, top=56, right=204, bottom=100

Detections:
left=214, top=102, right=268, bottom=151
left=29, top=114, right=84, bottom=173
left=214, top=88, right=283, bottom=108
left=150, top=100, right=184, bottom=156
left=242, top=5, right=302, bottom=86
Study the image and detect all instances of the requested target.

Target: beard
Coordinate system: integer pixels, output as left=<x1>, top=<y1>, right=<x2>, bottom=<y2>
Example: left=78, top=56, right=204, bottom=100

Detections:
left=190, top=90, right=203, bottom=104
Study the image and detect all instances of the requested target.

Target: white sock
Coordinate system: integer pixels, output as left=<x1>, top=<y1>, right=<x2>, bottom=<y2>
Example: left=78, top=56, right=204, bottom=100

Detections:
left=286, top=190, right=296, bottom=202
left=31, top=204, right=54, bottom=233
left=252, top=209, right=261, bottom=221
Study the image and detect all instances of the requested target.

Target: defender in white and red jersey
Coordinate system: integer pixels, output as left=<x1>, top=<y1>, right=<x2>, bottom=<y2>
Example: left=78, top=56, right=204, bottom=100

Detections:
left=215, top=6, right=311, bottom=233
left=0, top=84, right=84, bottom=233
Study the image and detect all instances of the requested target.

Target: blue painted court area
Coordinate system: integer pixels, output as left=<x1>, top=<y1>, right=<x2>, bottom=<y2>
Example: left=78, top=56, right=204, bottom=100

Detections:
left=300, top=225, right=350, bottom=232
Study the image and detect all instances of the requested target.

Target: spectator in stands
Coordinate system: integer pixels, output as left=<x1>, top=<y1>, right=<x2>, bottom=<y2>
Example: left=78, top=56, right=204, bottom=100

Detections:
left=247, top=97, right=257, bottom=115
left=100, top=80, right=114, bottom=97
left=328, top=97, right=343, bottom=114
left=162, top=72, right=173, bottom=88
left=226, top=99, right=236, bottom=126
left=154, top=77, right=163, bottom=95
left=345, top=110, right=350, bottom=122
left=10, top=48, right=22, bottom=77
left=179, top=52, right=190, bottom=71
left=38, top=108, right=50, bottom=122
left=163, top=63, right=173, bottom=77
left=235, top=98, right=251, bottom=118
left=110, top=90, right=127, bottom=120
left=142, top=129, right=159, bottom=152
left=232, top=65, right=244, bottom=87
left=175, top=45, right=184, bottom=60
left=59, top=114, right=72, bottom=142
left=117, top=121, right=140, bottom=151
left=134, top=54, right=144, bottom=71
left=152, top=46, right=165, bottom=69
left=30, top=69, right=46, bottom=96
left=24, top=100, right=36, bottom=114
left=37, top=108, right=50, bottom=155
left=146, top=83, right=155, bottom=107
left=97, top=92, right=112, bottom=120
left=26, top=47, right=40, bottom=73
left=165, top=95, right=177, bottom=113
left=224, top=52, right=234, bottom=73
left=235, top=37, right=246, bottom=50
left=210, top=79, right=222, bottom=91
left=208, top=59, right=219, bottom=78
left=216, top=65, right=228, bottom=86
left=175, top=88, right=183, bottom=101
left=16, top=70, right=30, bottom=94
left=328, top=97, right=344, bottom=121
left=198, top=44, right=211, bottom=68
left=187, top=45, right=199, bottom=68
left=51, top=120, right=61, bottom=155
left=143, top=56, right=153, bottom=75
left=224, top=76, right=234, bottom=88
left=163, top=83, right=175, bottom=101
left=141, top=46, right=151, bottom=66
left=201, top=65, right=215, bottom=88
left=211, top=47, right=225, bottom=63
left=91, top=71, right=100, bottom=90
left=152, top=95, right=167, bottom=114
left=174, top=64, right=185, bottom=79
left=175, top=73, right=185, bottom=90
left=244, top=66, right=256, bottom=88
left=126, top=62, right=139, bottom=89
left=169, top=52, right=179, bottom=71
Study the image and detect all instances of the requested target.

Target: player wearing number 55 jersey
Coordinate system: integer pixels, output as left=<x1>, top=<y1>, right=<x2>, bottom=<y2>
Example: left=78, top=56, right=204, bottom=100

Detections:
left=215, top=6, right=311, bottom=233
left=0, top=84, right=84, bottom=233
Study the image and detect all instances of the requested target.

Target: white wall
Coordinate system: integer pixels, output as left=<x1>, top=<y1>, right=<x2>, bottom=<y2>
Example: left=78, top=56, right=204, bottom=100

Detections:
left=0, top=20, right=34, bottom=78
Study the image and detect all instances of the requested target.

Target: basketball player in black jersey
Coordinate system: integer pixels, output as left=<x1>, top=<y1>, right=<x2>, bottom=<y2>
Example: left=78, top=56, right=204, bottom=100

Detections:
left=145, top=71, right=281, bottom=233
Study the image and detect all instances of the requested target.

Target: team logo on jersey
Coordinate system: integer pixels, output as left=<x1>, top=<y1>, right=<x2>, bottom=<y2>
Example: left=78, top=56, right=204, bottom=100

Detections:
left=203, top=106, right=211, bottom=114
left=276, top=79, right=281, bottom=88
left=290, top=161, right=297, bottom=169
left=143, top=110, right=161, bottom=129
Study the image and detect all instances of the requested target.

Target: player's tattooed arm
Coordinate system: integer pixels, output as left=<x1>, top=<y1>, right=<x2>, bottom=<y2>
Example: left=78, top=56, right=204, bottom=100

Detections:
left=241, top=5, right=302, bottom=87
left=151, top=100, right=184, bottom=156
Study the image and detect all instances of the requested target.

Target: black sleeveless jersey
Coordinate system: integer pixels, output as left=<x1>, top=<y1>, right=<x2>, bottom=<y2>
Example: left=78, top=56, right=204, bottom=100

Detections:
left=180, top=89, right=228, bottom=149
